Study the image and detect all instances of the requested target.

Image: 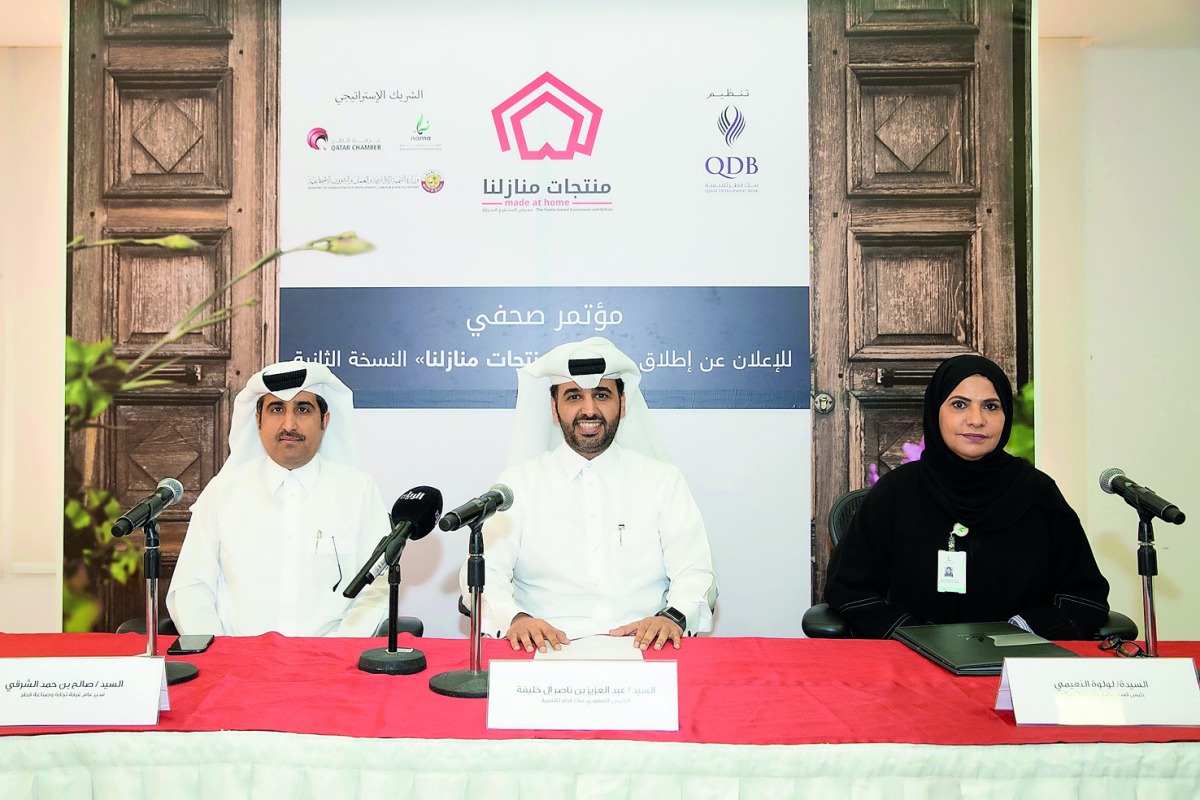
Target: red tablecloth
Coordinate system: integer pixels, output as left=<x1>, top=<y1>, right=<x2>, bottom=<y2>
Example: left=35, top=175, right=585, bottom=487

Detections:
left=1, top=633, right=1197, bottom=745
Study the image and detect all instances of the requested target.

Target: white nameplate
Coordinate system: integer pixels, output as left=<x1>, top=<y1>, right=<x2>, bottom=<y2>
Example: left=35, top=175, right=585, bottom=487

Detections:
left=0, top=656, right=170, bottom=726
left=996, top=657, right=1200, bottom=726
left=487, top=659, right=678, bottom=731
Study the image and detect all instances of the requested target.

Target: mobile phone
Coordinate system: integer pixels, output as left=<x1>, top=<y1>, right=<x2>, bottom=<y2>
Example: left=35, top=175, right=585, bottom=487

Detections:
left=167, top=634, right=215, bottom=655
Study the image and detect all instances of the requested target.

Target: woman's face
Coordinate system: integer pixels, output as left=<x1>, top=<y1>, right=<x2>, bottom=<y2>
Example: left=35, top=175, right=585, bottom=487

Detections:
left=937, top=374, right=1005, bottom=461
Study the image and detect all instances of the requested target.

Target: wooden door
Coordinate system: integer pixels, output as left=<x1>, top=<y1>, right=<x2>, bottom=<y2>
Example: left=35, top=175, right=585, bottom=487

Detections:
left=810, top=0, right=1021, bottom=600
left=68, top=0, right=279, bottom=630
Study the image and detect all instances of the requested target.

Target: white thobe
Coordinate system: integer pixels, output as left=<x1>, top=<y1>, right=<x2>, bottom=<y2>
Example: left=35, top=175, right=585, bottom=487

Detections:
left=462, top=443, right=718, bottom=639
left=167, top=454, right=391, bottom=636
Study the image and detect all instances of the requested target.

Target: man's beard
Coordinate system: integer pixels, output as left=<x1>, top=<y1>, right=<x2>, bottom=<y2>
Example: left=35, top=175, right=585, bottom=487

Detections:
left=560, top=412, right=620, bottom=456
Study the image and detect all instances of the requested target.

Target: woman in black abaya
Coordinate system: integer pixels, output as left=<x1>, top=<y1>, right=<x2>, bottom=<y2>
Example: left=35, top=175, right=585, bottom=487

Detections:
left=824, top=355, right=1110, bottom=639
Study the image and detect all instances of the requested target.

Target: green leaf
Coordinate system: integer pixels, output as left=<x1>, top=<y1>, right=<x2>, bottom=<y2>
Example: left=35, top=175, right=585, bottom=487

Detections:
left=309, top=232, right=375, bottom=255
left=64, top=498, right=91, bottom=529
left=81, top=338, right=116, bottom=369
left=135, top=234, right=201, bottom=250
left=62, top=586, right=102, bottom=633
left=64, top=335, right=86, bottom=375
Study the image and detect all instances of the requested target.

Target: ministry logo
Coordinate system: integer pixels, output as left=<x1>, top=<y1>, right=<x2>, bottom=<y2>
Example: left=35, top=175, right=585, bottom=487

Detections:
left=421, top=171, right=445, bottom=194
left=491, top=72, right=602, bottom=160
left=717, top=106, right=745, bottom=148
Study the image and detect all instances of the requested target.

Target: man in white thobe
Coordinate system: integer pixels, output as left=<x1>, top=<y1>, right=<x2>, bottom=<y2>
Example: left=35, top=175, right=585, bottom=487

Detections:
left=167, top=361, right=390, bottom=636
left=461, top=337, right=717, bottom=653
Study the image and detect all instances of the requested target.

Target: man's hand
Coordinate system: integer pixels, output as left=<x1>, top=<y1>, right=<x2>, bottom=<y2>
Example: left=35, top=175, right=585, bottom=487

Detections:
left=506, top=613, right=570, bottom=653
left=609, top=615, right=682, bottom=651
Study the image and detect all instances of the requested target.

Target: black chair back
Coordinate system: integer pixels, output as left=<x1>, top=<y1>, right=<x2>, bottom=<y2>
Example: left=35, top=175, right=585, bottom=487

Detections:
left=828, top=487, right=870, bottom=547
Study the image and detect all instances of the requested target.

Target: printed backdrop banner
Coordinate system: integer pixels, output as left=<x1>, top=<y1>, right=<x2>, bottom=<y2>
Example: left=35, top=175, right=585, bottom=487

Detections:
left=279, top=0, right=810, bottom=638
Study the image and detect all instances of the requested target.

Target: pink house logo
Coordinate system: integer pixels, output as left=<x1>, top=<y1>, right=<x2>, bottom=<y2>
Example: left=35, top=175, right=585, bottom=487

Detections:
left=492, top=72, right=602, bottom=160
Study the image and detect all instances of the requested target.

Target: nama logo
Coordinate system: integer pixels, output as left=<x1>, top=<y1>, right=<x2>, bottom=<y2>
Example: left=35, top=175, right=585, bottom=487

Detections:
left=491, top=72, right=602, bottom=160
left=718, top=106, right=745, bottom=148
left=307, top=127, right=329, bottom=150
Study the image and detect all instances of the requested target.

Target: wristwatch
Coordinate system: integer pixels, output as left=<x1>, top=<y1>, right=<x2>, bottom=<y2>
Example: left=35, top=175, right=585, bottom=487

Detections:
left=656, top=606, right=686, bottom=631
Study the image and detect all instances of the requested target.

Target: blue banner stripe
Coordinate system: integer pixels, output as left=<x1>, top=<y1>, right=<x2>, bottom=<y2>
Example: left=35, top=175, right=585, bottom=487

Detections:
left=281, top=286, right=809, bottom=410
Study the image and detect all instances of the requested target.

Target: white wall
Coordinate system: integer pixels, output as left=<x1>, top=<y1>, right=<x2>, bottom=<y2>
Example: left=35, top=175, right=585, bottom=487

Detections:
left=0, top=44, right=66, bottom=631
left=1037, top=38, right=1200, bottom=639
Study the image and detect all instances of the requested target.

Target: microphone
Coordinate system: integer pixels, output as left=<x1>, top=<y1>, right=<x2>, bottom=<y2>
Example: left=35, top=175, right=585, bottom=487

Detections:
left=111, top=478, right=184, bottom=537
left=1100, top=468, right=1186, bottom=525
left=343, top=486, right=443, bottom=598
left=438, top=484, right=514, bottom=531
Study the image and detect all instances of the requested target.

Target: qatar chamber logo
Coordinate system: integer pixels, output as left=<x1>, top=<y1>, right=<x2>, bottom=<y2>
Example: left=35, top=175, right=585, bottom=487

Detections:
left=491, top=71, right=602, bottom=160
left=307, top=127, right=329, bottom=150
left=718, top=106, right=745, bottom=147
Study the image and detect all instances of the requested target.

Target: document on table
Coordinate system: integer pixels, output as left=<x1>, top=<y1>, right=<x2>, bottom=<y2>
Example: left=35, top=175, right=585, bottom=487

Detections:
left=534, top=635, right=645, bottom=661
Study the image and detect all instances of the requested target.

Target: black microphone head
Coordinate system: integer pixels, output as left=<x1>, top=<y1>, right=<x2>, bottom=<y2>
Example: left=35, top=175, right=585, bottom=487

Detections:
left=1099, top=468, right=1125, bottom=494
left=390, top=486, right=443, bottom=541
left=491, top=483, right=514, bottom=512
left=158, top=477, right=184, bottom=505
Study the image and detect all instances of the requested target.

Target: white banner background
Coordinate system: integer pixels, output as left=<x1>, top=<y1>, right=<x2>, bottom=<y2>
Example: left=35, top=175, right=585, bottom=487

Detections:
left=280, top=0, right=810, bottom=637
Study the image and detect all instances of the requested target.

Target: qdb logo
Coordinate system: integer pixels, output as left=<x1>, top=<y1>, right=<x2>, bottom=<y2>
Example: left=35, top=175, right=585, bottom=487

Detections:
left=307, top=127, right=329, bottom=150
left=705, top=155, right=758, bottom=179
left=706, top=106, right=758, bottom=181
left=717, top=106, right=745, bottom=148
left=492, top=72, right=602, bottom=160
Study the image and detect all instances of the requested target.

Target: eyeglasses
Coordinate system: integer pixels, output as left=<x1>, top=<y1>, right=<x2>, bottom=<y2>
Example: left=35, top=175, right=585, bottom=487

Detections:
left=1098, top=635, right=1148, bottom=658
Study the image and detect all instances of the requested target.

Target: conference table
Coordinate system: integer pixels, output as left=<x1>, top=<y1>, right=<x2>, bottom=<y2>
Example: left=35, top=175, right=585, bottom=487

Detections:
left=1, top=633, right=1198, bottom=799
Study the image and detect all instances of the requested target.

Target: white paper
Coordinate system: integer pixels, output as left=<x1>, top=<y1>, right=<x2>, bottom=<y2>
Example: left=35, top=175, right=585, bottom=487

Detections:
left=991, top=633, right=1049, bottom=647
left=534, top=635, right=645, bottom=661
left=0, top=656, right=168, bottom=727
left=997, top=657, right=1200, bottom=726
left=487, top=659, right=678, bottom=731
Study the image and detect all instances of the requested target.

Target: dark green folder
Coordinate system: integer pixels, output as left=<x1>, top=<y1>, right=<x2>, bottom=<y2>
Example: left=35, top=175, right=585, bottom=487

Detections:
left=894, top=622, right=1078, bottom=676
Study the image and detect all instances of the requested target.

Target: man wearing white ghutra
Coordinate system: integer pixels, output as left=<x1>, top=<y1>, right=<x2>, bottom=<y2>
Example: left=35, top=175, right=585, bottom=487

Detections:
left=462, top=337, right=718, bottom=653
left=168, top=361, right=391, bottom=637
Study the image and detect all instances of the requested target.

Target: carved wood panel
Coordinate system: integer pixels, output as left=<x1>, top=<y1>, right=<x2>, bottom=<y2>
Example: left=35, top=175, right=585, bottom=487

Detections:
left=112, top=391, right=224, bottom=538
left=105, top=69, right=233, bottom=197
left=847, top=0, right=977, bottom=34
left=106, top=0, right=231, bottom=40
left=848, top=230, right=981, bottom=359
left=810, top=0, right=1021, bottom=605
left=108, top=228, right=232, bottom=358
left=847, top=390, right=925, bottom=488
left=69, top=0, right=279, bottom=631
left=848, top=65, right=977, bottom=195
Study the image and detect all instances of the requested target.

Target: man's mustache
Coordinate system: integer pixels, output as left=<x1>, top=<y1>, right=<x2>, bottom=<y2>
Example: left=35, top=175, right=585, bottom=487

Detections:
left=276, top=429, right=305, bottom=441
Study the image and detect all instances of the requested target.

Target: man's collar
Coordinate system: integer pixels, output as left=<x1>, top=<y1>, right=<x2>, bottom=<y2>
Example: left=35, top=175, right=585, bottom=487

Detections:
left=262, top=453, right=322, bottom=491
left=552, top=441, right=621, bottom=479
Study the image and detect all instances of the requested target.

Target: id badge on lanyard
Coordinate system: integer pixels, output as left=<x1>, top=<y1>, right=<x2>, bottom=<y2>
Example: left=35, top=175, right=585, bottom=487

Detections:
left=937, top=522, right=968, bottom=594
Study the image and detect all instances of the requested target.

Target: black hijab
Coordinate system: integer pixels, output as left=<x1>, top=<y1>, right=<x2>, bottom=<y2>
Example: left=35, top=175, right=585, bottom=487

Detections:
left=917, top=355, right=1051, bottom=529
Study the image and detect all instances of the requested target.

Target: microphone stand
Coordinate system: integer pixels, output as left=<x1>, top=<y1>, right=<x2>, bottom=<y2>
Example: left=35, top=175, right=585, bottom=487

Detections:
left=357, top=552, right=426, bottom=675
left=429, top=517, right=488, bottom=698
left=1136, top=511, right=1160, bottom=657
left=141, top=520, right=198, bottom=685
